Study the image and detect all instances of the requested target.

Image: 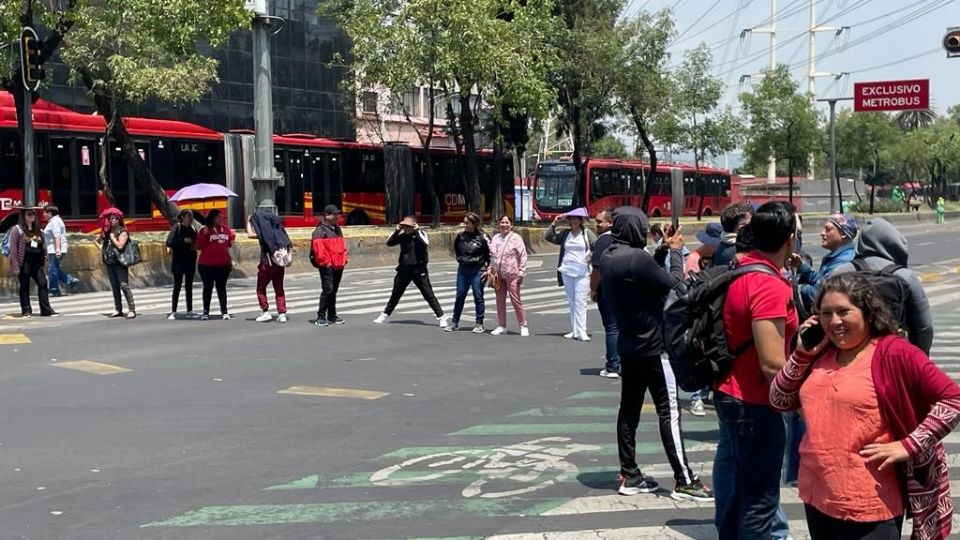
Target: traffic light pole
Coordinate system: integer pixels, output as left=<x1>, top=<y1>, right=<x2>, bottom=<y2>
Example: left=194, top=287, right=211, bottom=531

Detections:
left=19, top=83, right=35, bottom=207
left=251, top=12, right=284, bottom=215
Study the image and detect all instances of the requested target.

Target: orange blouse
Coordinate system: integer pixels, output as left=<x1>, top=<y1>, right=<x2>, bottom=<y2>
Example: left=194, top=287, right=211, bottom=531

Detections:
left=798, top=345, right=905, bottom=522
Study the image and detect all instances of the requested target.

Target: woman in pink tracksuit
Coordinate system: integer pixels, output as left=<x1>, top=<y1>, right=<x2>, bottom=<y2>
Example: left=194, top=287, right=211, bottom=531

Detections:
left=488, top=215, right=529, bottom=336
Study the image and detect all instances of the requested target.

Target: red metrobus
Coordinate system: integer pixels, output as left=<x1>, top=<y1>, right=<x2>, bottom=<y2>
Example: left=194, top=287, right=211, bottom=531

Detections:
left=532, top=158, right=732, bottom=221
left=0, top=92, right=512, bottom=233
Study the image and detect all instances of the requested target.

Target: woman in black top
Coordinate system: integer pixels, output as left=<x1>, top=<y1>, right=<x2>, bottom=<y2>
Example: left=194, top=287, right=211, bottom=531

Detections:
left=446, top=212, right=490, bottom=333
left=373, top=215, right=446, bottom=327
left=101, top=212, right=136, bottom=319
left=7, top=207, right=55, bottom=317
left=165, top=209, right=198, bottom=320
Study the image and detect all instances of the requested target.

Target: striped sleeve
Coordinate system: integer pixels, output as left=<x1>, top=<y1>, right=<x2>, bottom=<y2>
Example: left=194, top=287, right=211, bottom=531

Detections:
left=769, top=349, right=819, bottom=412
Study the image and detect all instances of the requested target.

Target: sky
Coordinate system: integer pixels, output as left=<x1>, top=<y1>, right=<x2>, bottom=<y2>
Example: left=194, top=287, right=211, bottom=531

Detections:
left=621, top=0, right=959, bottom=165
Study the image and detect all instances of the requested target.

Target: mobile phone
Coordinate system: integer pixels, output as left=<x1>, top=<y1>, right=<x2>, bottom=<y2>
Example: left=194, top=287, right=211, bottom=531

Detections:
left=800, top=324, right=826, bottom=350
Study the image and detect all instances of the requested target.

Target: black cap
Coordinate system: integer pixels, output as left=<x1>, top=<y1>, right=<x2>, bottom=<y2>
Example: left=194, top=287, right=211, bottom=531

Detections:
left=323, top=205, right=340, bottom=214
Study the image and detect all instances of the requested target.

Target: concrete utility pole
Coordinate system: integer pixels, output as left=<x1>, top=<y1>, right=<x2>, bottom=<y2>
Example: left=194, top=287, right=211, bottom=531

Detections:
left=749, top=0, right=778, bottom=182
left=806, top=0, right=846, bottom=180
left=818, top=96, right=853, bottom=214
left=248, top=0, right=284, bottom=214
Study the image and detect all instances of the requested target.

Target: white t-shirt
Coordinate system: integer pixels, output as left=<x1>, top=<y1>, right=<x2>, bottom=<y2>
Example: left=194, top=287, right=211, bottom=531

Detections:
left=558, top=230, right=590, bottom=278
left=43, top=215, right=68, bottom=254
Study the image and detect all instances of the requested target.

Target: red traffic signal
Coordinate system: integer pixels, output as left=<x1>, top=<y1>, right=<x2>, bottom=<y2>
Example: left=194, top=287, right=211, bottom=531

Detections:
left=19, top=27, right=45, bottom=91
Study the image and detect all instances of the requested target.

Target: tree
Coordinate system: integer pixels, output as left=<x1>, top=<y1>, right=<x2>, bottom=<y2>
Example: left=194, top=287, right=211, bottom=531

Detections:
left=835, top=110, right=898, bottom=212
left=592, top=134, right=629, bottom=159
left=739, top=65, right=821, bottom=204
left=554, top=0, right=625, bottom=207
left=0, top=0, right=251, bottom=223
left=893, top=108, right=938, bottom=132
left=669, top=44, right=742, bottom=218
left=613, top=8, right=673, bottom=212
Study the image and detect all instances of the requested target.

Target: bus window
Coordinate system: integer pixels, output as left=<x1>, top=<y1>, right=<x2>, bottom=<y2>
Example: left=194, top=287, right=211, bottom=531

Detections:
left=287, top=149, right=305, bottom=215
left=169, top=140, right=223, bottom=190
left=77, top=140, right=98, bottom=217
left=344, top=149, right=384, bottom=193
left=133, top=142, right=152, bottom=216
left=35, top=135, right=49, bottom=192
left=0, top=133, right=22, bottom=190
left=589, top=167, right=623, bottom=203
left=109, top=143, right=131, bottom=215
left=274, top=151, right=288, bottom=214
left=49, top=138, right=73, bottom=216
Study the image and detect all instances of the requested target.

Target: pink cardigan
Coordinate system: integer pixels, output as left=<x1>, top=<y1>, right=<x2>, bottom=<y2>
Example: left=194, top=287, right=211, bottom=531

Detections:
left=7, top=225, right=47, bottom=275
left=771, top=334, right=960, bottom=539
left=490, top=232, right=527, bottom=278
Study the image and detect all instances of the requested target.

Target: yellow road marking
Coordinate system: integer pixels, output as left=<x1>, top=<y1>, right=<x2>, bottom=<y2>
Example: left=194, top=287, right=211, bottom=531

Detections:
left=53, top=360, right=131, bottom=375
left=920, top=273, right=945, bottom=283
left=0, top=334, right=31, bottom=344
left=277, top=386, right=389, bottom=400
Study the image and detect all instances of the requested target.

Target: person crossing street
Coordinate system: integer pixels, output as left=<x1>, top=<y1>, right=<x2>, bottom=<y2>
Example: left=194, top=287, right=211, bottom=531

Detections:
left=311, top=205, right=349, bottom=327
left=373, top=216, right=447, bottom=328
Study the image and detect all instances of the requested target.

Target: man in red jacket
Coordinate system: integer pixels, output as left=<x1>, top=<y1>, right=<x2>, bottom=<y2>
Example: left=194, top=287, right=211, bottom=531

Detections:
left=311, top=205, right=348, bottom=327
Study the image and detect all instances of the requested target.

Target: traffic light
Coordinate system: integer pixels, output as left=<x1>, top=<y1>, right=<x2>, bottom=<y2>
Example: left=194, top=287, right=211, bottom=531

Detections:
left=19, top=27, right=45, bottom=91
left=945, top=27, right=960, bottom=58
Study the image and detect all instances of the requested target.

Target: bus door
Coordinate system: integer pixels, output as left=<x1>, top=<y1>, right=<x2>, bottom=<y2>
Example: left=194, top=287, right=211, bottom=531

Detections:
left=275, top=149, right=306, bottom=216
left=310, top=150, right=343, bottom=217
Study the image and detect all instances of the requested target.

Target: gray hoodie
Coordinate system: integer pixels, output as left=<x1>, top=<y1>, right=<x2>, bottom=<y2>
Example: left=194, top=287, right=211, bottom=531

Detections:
left=833, top=217, right=933, bottom=354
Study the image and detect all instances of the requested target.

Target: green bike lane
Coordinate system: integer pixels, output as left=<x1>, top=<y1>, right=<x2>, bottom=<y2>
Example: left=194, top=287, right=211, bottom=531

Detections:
left=142, top=388, right=721, bottom=538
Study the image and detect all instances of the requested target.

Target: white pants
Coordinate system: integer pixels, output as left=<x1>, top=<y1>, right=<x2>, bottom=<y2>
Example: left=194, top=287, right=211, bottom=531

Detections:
left=562, top=273, right=590, bottom=339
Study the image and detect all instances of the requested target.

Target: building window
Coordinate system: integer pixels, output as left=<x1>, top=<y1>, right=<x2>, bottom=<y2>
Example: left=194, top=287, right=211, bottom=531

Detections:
left=361, top=91, right=379, bottom=113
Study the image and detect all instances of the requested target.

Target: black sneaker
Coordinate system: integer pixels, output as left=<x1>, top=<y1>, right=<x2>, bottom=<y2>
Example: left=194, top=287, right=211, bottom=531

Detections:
left=331, top=316, right=346, bottom=325
left=671, top=480, right=714, bottom=502
left=314, top=318, right=330, bottom=328
left=618, top=474, right=659, bottom=496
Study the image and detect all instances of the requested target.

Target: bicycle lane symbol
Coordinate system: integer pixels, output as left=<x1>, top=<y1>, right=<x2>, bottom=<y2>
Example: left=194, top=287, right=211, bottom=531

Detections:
left=368, top=437, right=601, bottom=499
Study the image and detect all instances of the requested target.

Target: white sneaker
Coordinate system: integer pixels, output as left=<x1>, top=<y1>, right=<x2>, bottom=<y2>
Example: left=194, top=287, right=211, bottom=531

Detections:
left=563, top=332, right=575, bottom=339
left=690, top=399, right=706, bottom=417
left=490, top=326, right=506, bottom=336
left=277, top=314, right=288, bottom=323
left=577, top=334, right=592, bottom=342
left=520, top=326, right=530, bottom=337
left=599, top=369, right=620, bottom=379
left=255, top=311, right=273, bottom=323
left=438, top=315, right=449, bottom=328
left=373, top=313, right=389, bottom=324
left=167, top=312, right=177, bottom=321
left=222, top=313, right=231, bottom=320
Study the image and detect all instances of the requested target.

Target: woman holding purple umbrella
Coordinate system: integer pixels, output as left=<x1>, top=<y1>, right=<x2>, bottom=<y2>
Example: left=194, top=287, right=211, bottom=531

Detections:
left=545, top=207, right=597, bottom=341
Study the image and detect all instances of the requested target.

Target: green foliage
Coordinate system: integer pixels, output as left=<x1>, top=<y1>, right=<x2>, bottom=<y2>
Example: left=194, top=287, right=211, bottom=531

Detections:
left=835, top=110, right=898, bottom=175
left=893, top=108, right=938, bottom=132
left=592, top=135, right=630, bottom=159
left=739, top=65, right=821, bottom=176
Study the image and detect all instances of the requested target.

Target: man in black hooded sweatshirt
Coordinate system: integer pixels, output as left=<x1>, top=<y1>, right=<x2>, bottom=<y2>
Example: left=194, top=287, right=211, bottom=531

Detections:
left=598, top=206, right=713, bottom=502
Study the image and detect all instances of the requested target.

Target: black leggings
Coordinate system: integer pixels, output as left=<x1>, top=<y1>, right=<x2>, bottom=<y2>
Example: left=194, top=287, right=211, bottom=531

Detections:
left=172, top=263, right=195, bottom=313
left=198, top=264, right=230, bottom=315
left=804, top=504, right=903, bottom=540
left=18, top=253, right=53, bottom=316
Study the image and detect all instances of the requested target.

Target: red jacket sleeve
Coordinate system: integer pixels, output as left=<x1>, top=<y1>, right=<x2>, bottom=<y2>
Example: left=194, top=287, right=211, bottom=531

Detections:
left=896, top=340, right=960, bottom=457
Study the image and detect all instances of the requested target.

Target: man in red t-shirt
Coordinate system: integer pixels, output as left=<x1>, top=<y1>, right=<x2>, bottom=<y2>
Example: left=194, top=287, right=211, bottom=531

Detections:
left=713, top=201, right=799, bottom=540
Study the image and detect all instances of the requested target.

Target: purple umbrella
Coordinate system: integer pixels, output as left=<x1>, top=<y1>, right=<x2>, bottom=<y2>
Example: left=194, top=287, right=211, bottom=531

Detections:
left=169, top=183, right=238, bottom=202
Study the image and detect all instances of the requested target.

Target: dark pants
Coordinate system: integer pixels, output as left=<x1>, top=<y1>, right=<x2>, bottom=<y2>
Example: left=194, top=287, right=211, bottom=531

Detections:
left=784, top=411, right=805, bottom=484
left=256, top=262, right=286, bottom=313
left=714, top=391, right=786, bottom=540
left=617, top=353, right=697, bottom=485
left=171, top=262, right=195, bottom=313
left=198, top=264, right=230, bottom=315
left=383, top=265, right=443, bottom=317
left=804, top=504, right=902, bottom=540
left=317, top=267, right=344, bottom=321
left=597, top=292, right=620, bottom=373
left=47, top=254, right=77, bottom=294
left=452, top=266, right=484, bottom=325
left=19, top=253, right=53, bottom=316
left=105, top=263, right=135, bottom=313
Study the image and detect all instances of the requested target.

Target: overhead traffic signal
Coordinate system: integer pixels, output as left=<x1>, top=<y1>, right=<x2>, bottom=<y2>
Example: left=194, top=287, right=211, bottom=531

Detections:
left=945, top=27, right=960, bottom=58
left=19, top=27, right=45, bottom=91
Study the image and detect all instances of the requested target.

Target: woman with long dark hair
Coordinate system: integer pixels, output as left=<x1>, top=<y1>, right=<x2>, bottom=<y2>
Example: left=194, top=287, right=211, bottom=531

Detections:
left=195, top=209, right=235, bottom=320
left=165, top=209, right=198, bottom=319
left=100, top=211, right=136, bottom=319
left=7, top=207, right=55, bottom=317
left=771, top=273, right=960, bottom=540
left=446, top=212, right=489, bottom=333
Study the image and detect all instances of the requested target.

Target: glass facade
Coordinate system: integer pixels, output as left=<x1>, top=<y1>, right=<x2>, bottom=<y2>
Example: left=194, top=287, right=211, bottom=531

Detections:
left=39, top=0, right=354, bottom=140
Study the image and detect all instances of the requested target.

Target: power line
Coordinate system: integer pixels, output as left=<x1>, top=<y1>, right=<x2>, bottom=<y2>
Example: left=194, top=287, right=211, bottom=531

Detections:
left=673, top=0, right=724, bottom=42
left=848, top=46, right=941, bottom=74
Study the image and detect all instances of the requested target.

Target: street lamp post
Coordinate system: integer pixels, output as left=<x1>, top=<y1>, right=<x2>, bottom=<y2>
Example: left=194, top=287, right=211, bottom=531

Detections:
left=817, top=96, right=852, bottom=214
left=248, top=1, right=284, bottom=215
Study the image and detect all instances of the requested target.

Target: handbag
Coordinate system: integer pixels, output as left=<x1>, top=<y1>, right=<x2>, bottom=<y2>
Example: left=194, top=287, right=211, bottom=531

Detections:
left=272, top=246, right=293, bottom=267
left=118, top=238, right=142, bottom=266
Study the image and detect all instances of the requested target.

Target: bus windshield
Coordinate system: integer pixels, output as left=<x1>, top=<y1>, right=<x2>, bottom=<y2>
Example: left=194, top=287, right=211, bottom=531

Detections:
left=535, top=173, right=576, bottom=212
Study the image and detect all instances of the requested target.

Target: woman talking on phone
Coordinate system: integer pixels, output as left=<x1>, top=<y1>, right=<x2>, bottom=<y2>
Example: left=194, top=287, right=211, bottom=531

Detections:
left=770, top=273, right=960, bottom=540
left=545, top=207, right=596, bottom=341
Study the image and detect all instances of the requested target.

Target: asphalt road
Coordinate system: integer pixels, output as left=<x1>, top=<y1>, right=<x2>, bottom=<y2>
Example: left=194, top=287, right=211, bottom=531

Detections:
left=1, top=221, right=959, bottom=540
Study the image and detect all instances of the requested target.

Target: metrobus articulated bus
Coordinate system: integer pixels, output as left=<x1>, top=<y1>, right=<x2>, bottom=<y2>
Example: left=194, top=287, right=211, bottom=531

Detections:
left=0, top=92, right=512, bottom=233
left=532, top=158, right=732, bottom=221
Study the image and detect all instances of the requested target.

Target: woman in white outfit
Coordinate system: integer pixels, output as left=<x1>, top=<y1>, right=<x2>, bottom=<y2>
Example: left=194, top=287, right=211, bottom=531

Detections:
left=545, top=207, right=596, bottom=341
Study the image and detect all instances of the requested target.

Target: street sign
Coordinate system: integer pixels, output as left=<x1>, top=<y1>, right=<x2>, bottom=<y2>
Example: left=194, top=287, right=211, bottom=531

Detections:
left=853, top=79, right=929, bottom=112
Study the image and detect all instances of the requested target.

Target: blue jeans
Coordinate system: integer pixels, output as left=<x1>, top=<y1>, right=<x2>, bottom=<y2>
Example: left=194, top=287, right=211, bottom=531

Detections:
left=783, top=411, right=805, bottom=484
left=47, top=254, right=77, bottom=293
left=596, top=292, right=620, bottom=373
left=714, top=391, right=786, bottom=540
left=452, top=266, right=484, bottom=325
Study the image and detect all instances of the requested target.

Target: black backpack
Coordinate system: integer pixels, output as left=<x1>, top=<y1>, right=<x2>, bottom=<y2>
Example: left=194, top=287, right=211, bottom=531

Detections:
left=851, top=259, right=911, bottom=330
left=664, top=263, right=779, bottom=392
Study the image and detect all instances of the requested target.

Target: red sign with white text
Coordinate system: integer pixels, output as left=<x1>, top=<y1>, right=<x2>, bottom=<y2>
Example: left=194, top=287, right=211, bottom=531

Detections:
left=854, top=79, right=929, bottom=112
